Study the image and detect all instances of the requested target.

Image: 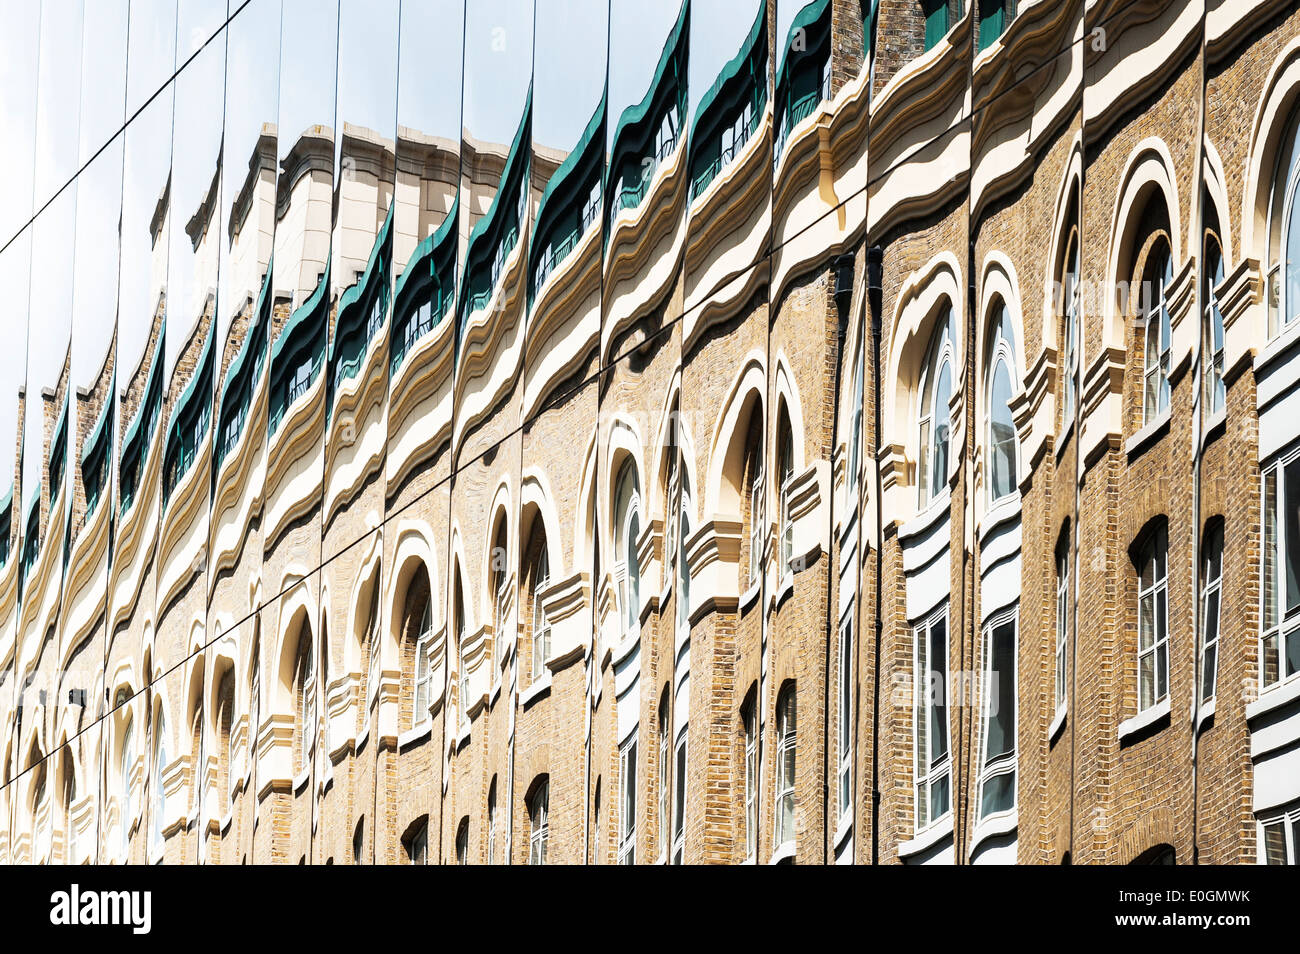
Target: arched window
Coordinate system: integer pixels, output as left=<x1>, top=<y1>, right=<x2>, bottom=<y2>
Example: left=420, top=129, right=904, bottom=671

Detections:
left=1142, top=241, right=1173, bottom=423
left=776, top=409, right=795, bottom=575
left=456, top=816, right=470, bottom=865
left=1267, top=110, right=1300, bottom=337
left=531, top=536, right=551, bottom=685
left=487, top=778, right=499, bottom=864
left=217, top=669, right=234, bottom=809
left=677, top=473, right=692, bottom=633
left=850, top=358, right=864, bottom=487
left=657, top=685, right=671, bottom=855
left=404, top=573, right=434, bottom=732
left=118, top=691, right=134, bottom=855
left=292, top=632, right=313, bottom=776
left=986, top=303, right=1018, bottom=504
left=1136, top=522, right=1170, bottom=714
left=918, top=308, right=954, bottom=506
left=1060, top=215, right=1081, bottom=426
left=1204, top=231, right=1226, bottom=415
left=491, top=521, right=509, bottom=663
left=774, top=685, right=797, bottom=850
left=60, top=755, right=75, bottom=862
left=613, top=458, right=641, bottom=643
left=151, top=714, right=166, bottom=851
left=528, top=779, right=549, bottom=865
left=745, top=410, right=765, bottom=592
left=454, top=571, right=469, bottom=733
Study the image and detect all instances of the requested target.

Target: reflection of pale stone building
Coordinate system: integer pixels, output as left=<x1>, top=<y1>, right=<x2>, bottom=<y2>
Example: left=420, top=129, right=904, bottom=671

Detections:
left=5, top=0, right=1300, bottom=867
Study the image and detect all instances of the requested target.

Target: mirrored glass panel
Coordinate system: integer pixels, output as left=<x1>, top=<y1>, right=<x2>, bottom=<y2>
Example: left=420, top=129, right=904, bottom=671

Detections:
left=687, top=0, right=768, bottom=205
left=125, top=0, right=179, bottom=120
left=0, top=235, right=32, bottom=583
left=774, top=0, right=833, bottom=166
left=116, top=0, right=177, bottom=523
left=267, top=0, right=337, bottom=442
left=603, top=0, right=688, bottom=359
left=0, top=0, right=42, bottom=245
left=327, top=0, right=398, bottom=443
left=389, top=0, right=462, bottom=384
left=457, top=0, right=534, bottom=405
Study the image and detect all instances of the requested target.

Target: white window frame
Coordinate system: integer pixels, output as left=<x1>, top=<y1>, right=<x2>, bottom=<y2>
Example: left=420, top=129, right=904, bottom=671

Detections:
left=747, top=463, right=765, bottom=591
left=1137, top=524, right=1170, bottom=714
left=1142, top=245, right=1173, bottom=424
left=493, top=573, right=510, bottom=667
left=913, top=604, right=951, bottom=833
left=529, top=782, right=549, bottom=865
left=778, top=435, right=795, bottom=578
left=986, top=308, right=1019, bottom=506
left=743, top=700, right=757, bottom=860
left=1258, top=801, right=1300, bottom=865
left=837, top=611, right=853, bottom=824
left=1200, top=523, right=1223, bottom=706
left=774, top=687, right=797, bottom=851
left=977, top=609, right=1018, bottom=822
left=532, top=548, right=551, bottom=685
left=1262, top=452, right=1300, bottom=691
left=658, top=705, right=670, bottom=858
left=1062, top=229, right=1080, bottom=426
left=618, top=735, right=637, bottom=865
left=917, top=311, right=954, bottom=507
left=413, top=598, right=435, bottom=728
left=1266, top=111, right=1300, bottom=339
left=1204, top=235, right=1226, bottom=416
left=151, top=716, right=166, bottom=851
left=1055, top=544, right=1069, bottom=713
left=487, top=785, right=497, bottom=865
left=405, top=818, right=428, bottom=865
left=671, top=730, right=687, bottom=864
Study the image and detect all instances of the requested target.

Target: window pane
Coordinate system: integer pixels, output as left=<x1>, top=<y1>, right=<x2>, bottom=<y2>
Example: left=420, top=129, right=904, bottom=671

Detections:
left=980, top=771, right=1014, bottom=819
left=985, top=621, right=1015, bottom=763
left=928, top=617, right=948, bottom=764
left=989, top=359, right=1016, bottom=501
left=1263, top=821, right=1287, bottom=865
left=1265, top=468, right=1279, bottom=633
left=1285, top=459, right=1300, bottom=616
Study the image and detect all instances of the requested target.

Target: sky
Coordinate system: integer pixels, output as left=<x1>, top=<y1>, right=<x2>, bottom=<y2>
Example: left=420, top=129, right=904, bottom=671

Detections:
left=533, top=0, right=607, bottom=155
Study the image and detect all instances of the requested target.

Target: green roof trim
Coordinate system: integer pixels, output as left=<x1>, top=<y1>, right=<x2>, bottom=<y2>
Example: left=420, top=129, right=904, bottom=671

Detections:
left=458, top=87, right=533, bottom=328
left=271, top=266, right=331, bottom=368
left=532, top=93, right=605, bottom=254
left=221, top=263, right=273, bottom=399
left=329, top=201, right=395, bottom=364
left=775, top=0, right=831, bottom=90
left=165, top=321, right=215, bottom=449
left=121, top=340, right=164, bottom=460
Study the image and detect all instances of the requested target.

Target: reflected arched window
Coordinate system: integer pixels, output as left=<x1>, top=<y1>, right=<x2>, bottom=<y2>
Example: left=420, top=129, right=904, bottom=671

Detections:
left=117, top=691, right=134, bottom=854
left=849, top=357, right=864, bottom=487
left=1061, top=220, right=1081, bottom=425
left=292, top=632, right=313, bottom=776
left=677, top=473, right=692, bottom=633
left=150, top=714, right=166, bottom=850
left=1204, top=232, right=1226, bottom=415
left=491, top=521, right=509, bottom=664
left=528, top=779, right=549, bottom=865
left=405, top=575, right=434, bottom=731
left=918, top=308, right=954, bottom=505
left=1268, top=111, right=1300, bottom=337
left=1142, top=241, right=1173, bottom=423
left=777, top=409, right=795, bottom=575
left=454, top=571, right=468, bottom=733
left=986, top=303, right=1018, bottom=504
left=613, top=458, right=641, bottom=643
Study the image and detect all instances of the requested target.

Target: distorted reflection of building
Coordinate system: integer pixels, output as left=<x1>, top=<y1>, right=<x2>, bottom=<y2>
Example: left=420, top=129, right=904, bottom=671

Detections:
left=2, top=0, right=1300, bottom=868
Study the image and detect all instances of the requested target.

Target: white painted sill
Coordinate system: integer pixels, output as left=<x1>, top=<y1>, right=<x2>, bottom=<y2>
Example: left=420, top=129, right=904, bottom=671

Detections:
left=1195, top=696, right=1216, bottom=732
left=834, top=814, right=853, bottom=852
left=1118, top=697, right=1170, bottom=744
left=1124, top=408, right=1171, bottom=460
left=739, top=580, right=761, bottom=614
left=898, top=814, right=954, bottom=860
left=768, top=841, right=796, bottom=865
left=1245, top=674, right=1300, bottom=722
left=521, top=672, right=552, bottom=707
left=398, top=721, right=432, bottom=749
left=1049, top=702, right=1067, bottom=745
left=969, top=808, right=1018, bottom=858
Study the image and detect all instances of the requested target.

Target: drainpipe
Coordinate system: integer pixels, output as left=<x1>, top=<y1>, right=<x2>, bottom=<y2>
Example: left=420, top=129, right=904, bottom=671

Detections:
left=1070, top=175, right=1083, bottom=864
left=867, top=244, right=884, bottom=866
left=960, top=239, right=977, bottom=863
